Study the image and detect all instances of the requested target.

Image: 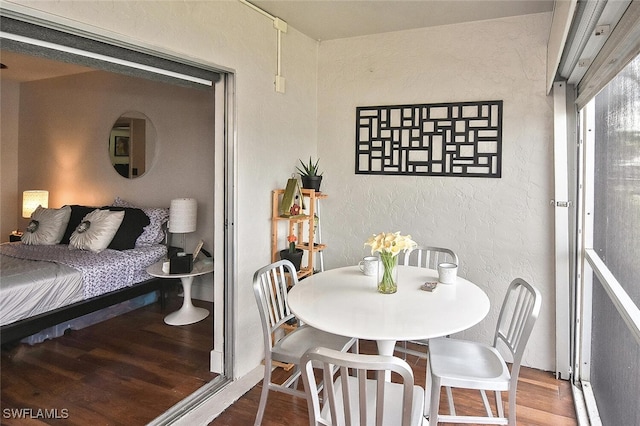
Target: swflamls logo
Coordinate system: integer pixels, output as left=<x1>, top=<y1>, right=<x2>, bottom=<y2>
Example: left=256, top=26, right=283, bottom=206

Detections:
left=2, top=408, right=69, bottom=419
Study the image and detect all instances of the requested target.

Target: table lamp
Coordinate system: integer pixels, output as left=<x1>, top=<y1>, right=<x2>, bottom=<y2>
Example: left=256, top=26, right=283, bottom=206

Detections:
left=22, top=190, right=49, bottom=218
left=169, top=198, right=197, bottom=251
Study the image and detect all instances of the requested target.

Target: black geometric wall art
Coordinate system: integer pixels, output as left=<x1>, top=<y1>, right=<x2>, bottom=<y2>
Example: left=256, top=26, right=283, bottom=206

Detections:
left=355, top=100, right=502, bottom=178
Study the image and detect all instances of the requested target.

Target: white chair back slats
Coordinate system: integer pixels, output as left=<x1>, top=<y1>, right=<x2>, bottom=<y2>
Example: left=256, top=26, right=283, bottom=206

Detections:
left=301, top=347, right=424, bottom=426
left=427, top=277, right=542, bottom=426
left=252, top=260, right=358, bottom=426
left=257, top=262, right=292, bottom=334
left=495, top=279, right=540, bottom=361
left=402, top=246, right=459, bottom=270
left=395, top=245, right=460, bottom=360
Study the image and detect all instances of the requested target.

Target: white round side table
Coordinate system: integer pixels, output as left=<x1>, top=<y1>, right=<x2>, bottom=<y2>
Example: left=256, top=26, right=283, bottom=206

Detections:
left=147, top=260, right=214, bottom=325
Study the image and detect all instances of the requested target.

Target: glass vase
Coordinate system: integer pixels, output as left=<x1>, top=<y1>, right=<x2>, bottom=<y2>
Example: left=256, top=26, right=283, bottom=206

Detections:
left=377, top=253, right=398, bottom=294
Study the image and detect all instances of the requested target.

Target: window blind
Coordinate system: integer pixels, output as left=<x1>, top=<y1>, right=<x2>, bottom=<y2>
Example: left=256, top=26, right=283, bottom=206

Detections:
left=0, top=16, right=221, bottom=89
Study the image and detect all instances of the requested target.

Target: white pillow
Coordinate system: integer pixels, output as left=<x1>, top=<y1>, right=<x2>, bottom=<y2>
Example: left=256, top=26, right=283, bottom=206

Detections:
left=112, top=197, right=169, bottom=245
left=69, top=209, right=125, bottom=253
left=21, top=205, right=72, bottom=245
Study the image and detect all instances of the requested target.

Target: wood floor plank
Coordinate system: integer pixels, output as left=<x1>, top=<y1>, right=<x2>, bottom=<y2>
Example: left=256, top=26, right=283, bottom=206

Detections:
left=210, top=340, right=578, bottom=426
left=3, top=302, right=578, bottom=425
left=1, top=294, right=216, bottom=425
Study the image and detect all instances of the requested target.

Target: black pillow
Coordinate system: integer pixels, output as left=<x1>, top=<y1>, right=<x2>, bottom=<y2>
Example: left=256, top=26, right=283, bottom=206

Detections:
left=60, top=205, right=97, bottom=245
left=101, top=206, right=150, bottom=250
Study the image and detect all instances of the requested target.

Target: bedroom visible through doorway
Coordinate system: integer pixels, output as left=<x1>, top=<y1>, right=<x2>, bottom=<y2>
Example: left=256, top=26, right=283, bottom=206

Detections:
left=0, top=12, right=235, bottom=424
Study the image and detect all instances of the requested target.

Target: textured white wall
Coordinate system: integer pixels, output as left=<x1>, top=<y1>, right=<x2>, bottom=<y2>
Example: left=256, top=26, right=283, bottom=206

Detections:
left=6, top=0, right=319, bottom=379
left=0, top=80, right=20, bottom=240
left=317, top=13, right=555, bottom=370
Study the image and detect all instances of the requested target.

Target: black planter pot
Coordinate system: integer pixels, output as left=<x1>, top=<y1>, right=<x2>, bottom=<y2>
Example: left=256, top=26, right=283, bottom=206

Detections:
left=279, top=249, right=304, bottom=271
left=301, top=175, right=323, bottom=192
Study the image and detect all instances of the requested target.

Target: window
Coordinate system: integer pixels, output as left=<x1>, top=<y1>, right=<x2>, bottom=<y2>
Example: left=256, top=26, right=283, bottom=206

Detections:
left=593, top=54, right=640, bottom=306
left=579, top=53, right=640, bottom=426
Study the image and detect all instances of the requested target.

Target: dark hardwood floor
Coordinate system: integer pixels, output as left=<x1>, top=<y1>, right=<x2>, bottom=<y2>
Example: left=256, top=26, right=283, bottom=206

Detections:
left=210, top=340, right=578, bottom=426
left=2, top=305, right=578, bottom=426
left=1, top=290, right=216, bottom=426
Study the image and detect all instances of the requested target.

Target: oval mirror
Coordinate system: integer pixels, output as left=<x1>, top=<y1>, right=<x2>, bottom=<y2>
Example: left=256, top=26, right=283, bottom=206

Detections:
left=109, top=111, right=156, bottom=179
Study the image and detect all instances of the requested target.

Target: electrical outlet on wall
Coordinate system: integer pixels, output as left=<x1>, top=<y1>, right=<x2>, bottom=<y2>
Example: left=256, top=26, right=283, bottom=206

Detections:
left=275, top=75, right=286, bottom=93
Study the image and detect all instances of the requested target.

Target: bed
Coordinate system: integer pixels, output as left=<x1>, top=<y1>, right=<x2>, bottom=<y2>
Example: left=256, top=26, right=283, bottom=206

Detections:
left=0, top=198, right=172, bottom=345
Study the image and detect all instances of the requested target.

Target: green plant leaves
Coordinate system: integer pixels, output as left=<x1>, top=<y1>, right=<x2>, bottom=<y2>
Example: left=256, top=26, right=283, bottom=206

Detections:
left=296, top=157, right=322, bottom=176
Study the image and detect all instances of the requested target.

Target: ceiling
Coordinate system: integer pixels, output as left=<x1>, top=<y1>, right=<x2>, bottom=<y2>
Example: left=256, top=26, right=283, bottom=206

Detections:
left=0, top=1, right=556, bottom=82
left=0, top=50, right=93, bottom=83
left=249, top=0, right=556, bottom=41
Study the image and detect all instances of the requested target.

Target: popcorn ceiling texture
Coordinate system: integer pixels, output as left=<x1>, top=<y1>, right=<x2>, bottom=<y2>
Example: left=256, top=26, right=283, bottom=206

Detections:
left=317, top=12, right=555, bottom=371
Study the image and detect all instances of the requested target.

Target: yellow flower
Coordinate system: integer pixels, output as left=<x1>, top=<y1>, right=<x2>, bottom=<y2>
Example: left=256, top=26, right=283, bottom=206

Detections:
left=365, top=231, right=417, bottom=257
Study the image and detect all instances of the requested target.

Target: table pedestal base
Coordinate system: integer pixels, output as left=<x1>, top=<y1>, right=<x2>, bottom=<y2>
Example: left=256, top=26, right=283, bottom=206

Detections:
left=377, top=340, right=397, bottom=382
left=164, top=276, right=210, bottom=326
left=376, top=340, right=397, bottom=356
left=164, top=306, right=209, bottom=326
left=379, top=339, right=431, bottom=417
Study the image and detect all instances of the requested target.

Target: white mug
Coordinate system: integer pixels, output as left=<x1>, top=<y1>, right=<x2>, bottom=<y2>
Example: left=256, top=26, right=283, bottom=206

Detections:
left=438, top=262, right=458, bottom=284
left=358, top=256, right=378, bottom=276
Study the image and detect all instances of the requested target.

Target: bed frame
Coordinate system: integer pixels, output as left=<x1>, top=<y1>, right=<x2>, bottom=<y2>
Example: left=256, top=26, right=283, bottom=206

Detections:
left=0, top=277, right=177, bottom=345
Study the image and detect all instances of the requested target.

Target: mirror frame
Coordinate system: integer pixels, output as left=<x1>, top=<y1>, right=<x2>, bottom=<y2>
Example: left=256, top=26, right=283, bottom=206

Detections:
left=108, top=111, right=156, bottom=179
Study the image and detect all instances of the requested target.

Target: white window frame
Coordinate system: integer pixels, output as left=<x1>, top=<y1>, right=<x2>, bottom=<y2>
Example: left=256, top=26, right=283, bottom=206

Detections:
left=553, top=81, right=572, bottom=380
left=574, top=83, right=640, bottom=426
left=551, top=3, right=640, bottom=424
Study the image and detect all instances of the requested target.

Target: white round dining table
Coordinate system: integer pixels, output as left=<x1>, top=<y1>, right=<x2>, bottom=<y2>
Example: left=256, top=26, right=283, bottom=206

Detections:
left=287, top=265, right=490, bottom=357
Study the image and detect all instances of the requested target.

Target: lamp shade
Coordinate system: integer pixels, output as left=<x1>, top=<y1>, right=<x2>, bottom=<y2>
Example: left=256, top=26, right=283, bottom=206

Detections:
left=22, top=190, right=49, bottom=218
left=169, top=198, right=197, bottom=233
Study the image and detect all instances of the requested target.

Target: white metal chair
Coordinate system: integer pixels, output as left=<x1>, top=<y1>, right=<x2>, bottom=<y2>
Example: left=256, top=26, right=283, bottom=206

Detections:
left=395, top=246, right=459, bottom=359
left=301, top=346, right=425, bottom=426
left=252, top=259, right=358, bottom=426
left=426, top=278, right=542, bottom=426
left=401, top=246, right=459, bottom=270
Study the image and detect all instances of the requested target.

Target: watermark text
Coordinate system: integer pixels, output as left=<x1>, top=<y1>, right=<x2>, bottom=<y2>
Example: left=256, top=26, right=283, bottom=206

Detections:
left=3, top=408, right=69, bottom=419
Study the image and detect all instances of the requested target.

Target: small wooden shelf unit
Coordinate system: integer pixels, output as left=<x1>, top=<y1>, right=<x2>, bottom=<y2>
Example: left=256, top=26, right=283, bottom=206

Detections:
left=271, top=188, right=327, bottom=279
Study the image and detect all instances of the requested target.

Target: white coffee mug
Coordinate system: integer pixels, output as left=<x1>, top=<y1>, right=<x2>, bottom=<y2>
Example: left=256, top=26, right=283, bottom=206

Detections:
left=437, top=262, right=458, bottom=284
left=358, top=256, right=378, bottom=276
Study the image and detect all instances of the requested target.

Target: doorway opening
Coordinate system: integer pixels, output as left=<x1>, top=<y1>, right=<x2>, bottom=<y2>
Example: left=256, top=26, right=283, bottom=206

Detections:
left=0, top=12, right=236, bottom=424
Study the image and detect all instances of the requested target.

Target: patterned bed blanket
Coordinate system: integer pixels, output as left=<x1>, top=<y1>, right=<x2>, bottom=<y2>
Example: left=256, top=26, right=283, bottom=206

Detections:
left=0, top=243, right=167, bottom=299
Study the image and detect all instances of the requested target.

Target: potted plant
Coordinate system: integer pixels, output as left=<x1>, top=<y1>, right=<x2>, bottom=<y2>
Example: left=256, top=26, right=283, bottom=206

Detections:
left=297, top=157, right=323, bottom=192
left=279, top=234, right=304, bottom=271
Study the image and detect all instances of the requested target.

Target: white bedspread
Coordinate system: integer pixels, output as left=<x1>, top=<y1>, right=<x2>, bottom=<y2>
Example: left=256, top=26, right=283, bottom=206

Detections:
left=0, top=254, right=83, bottom=326
left=0, top=243, right=167, bottom=327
